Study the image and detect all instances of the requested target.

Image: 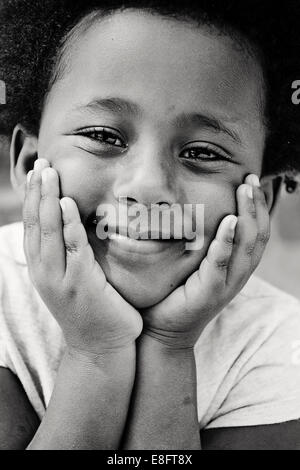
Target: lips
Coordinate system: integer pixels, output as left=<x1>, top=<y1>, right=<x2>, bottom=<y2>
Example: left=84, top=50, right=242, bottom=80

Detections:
left=91, top=211, right=188, bottom=240
left=87, top=216, right=186, bottom=257
left=98, top=222, right=187, bottom=255
left=92, top=201, right=202, bottom=242
left=107, top=232, right=184, bottom=255
left=108, top=224, right=185, bottom=241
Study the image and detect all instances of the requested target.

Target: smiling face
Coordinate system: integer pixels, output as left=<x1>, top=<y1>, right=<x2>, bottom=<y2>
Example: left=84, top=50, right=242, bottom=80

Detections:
left=36, top=9, right=266, bottom=308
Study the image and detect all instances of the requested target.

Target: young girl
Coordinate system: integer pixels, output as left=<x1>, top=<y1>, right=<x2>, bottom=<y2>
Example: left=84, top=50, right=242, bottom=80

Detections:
left=0, top=0, right=300, bottom=450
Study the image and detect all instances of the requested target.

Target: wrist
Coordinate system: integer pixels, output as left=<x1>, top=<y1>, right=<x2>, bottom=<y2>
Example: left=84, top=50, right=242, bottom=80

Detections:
left=66, top=343, right=136, bottom=373
left=137, top=331, right=195, bottom=359
left=140, top=327, right=199, bottom=352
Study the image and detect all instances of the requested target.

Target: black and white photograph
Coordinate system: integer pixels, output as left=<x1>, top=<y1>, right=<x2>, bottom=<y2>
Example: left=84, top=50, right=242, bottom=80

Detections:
left=0, top=0, right=300, bottom=453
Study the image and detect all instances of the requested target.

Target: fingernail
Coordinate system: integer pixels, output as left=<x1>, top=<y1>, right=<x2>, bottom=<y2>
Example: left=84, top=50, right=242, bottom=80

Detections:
left=246, top=185, right=253, bottom=199
left=229, top=216, right=238, bottom=231
left=250, top=174, right=260, bottom=187
left=34, top=160, right=42, bottom=172
left=34, top=158, right=49, bottom=172
left=34, top=160, right=44, bottom=172
left=60, top=198, right=67, bottom=213
left=27, top=170, right=33, bottom=184
left=41, top=168, right=50, bottom=185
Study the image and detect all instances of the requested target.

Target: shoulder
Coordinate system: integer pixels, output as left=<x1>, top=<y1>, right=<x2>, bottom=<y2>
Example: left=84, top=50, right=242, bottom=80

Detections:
left=0, top=222, right=26, bottom=267
left=0, top=222, right=28, bottom=307
left=0, top=222, right=64, bottom=418
left=236, top=274, right=300, bottom=306
left=227, top=275, right=300, bottom=350
left=0, top=221, right=60, bottom=342
left=203, top=275, right=300, bottom=345
left=196, top=275, right=300, bottom=429
left=195, top=274, right=300, bottom=370
left=0, top=222, right=40, bottom=337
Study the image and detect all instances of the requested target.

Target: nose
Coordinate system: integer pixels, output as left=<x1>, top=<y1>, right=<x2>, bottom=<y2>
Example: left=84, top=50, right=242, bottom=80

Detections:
left=113, top=143, right=177, bottom=207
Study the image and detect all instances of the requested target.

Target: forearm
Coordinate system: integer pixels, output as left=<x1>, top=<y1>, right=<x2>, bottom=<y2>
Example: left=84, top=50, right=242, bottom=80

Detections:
left=123, top=334, right=201, bottom=450
left=28, top=345, right=136, bottom=450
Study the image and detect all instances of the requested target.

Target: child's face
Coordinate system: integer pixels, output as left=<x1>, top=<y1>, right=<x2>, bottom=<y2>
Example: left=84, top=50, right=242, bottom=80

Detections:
left=37, top=10, right=266, bottom=307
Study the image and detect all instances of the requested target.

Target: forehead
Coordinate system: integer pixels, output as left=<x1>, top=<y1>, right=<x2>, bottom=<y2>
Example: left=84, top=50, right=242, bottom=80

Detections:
left=45, top=10, right=265, bottom=131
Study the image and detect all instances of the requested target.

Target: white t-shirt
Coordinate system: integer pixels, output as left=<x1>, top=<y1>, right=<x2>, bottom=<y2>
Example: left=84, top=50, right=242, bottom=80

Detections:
left=0, top=222, right=300, bottom=429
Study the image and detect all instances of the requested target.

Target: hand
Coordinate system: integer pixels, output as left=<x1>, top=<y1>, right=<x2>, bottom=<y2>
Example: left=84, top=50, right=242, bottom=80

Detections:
left=140, top=174, right=270, bottom=349
left=23, top=159, right=143, bottom=357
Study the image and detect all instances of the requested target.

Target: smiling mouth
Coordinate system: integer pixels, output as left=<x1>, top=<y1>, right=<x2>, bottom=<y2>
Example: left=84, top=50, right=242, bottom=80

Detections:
left=106, top=225, right=186, bottom=241
left=107, top=232, right=184, bottom=255
left=86, top=214, right=187, bottom=255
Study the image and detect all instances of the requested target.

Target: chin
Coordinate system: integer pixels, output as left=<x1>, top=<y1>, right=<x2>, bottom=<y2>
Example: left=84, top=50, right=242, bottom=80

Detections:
left=104, top=268, right=178, bottom=309
left=88, top=228, right=206, bottom=309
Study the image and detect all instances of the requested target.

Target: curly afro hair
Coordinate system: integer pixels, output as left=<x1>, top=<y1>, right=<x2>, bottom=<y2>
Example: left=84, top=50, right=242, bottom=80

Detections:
left=1, top=0, right=300, bottom=184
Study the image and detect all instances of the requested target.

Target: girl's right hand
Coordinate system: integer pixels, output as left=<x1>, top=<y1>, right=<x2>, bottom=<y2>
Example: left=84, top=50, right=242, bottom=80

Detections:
left=23, top=159, right=143, bottom=357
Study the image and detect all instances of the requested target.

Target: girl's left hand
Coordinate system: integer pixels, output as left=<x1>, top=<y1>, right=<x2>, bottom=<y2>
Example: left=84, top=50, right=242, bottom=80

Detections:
left=141, top=174, right=270, bottom=349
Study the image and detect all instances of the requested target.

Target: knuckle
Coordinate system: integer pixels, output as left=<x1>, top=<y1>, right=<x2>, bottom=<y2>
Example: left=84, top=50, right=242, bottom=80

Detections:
left=63, top=218, right=74, bottom=228
left=28, top=178, right=39, bottom=191
left=40, top=193, right=48, bottom=203
left=224, top=235, right=234, bottom=246
left=41, top=226, right=55, bottom=240
left=65, top=240, right=79, bottom=254
left=244, top=241, right=256, bottom=257
left=24, top=213, right=39, bottom=230
left=256, top=229, right=270, bottom=245
left=64, top=221, right=82, bottom=236
left=215, top=257, right=229, bottom=271
left=248, top=204, right=257, bottom=219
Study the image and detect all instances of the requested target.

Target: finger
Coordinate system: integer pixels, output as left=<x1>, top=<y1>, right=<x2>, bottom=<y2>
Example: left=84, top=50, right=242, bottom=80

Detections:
left=244, top=174, right=270, bottom=269
left=39, top=167, right=65, bottom=277
left=251, top=186, right=270, bottom=269
left=198, top=215, right=237, bottom=287
left=23, top=159, right=50, bottom=264
left=60, top=197, right=96, bottom=279
left=226, top=182, right=258, bottom=286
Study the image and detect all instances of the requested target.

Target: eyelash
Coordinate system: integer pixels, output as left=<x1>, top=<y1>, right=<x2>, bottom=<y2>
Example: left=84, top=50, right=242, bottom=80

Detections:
left=76, top=128, right=231, bottom=162
left=179, top=143, right=230, bottom=162
left=78, top=127, right=127, bottom=149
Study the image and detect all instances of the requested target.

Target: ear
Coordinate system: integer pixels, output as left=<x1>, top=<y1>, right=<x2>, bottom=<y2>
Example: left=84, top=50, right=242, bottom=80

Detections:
left=10, top=124, right=38, bottom=200
left=260, top=174, right=283, bottom=214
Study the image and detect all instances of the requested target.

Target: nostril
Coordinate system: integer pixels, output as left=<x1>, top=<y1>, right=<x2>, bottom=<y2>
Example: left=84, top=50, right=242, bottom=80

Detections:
left=119, top=196, right=138, bottom=205
left=156, top=201, right=171, bottom=208
left=118, top=196, right=138, bottom=205
left=119, top=197, right=171, bottom=208
left=117, top=193, right=174, bottom=208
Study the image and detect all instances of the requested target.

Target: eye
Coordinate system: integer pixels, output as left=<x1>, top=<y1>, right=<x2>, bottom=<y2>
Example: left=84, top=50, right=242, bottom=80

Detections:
left=77, top=127, right=127, bottom=149
left=179, top=143, right=231, bottom=162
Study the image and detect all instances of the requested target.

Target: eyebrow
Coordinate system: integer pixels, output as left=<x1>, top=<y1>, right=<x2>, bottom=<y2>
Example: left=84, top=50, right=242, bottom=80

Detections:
left=72, top=97, right=142, bottom=119
left=173, top=113, right=242, bottom=145
left=72, top=97, right=242, bottom=145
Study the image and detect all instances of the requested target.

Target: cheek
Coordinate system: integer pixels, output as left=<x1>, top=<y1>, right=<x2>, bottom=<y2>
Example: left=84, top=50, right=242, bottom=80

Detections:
left=187, top=180, right=237, bottom=244
left=39, top=143, right=114, bottom=216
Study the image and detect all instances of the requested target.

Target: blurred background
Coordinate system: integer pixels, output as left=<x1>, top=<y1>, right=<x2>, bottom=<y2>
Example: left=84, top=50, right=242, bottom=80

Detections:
left=0, top=136, right=21, bottom=225
left=1, top=136, right=300, bottom=299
